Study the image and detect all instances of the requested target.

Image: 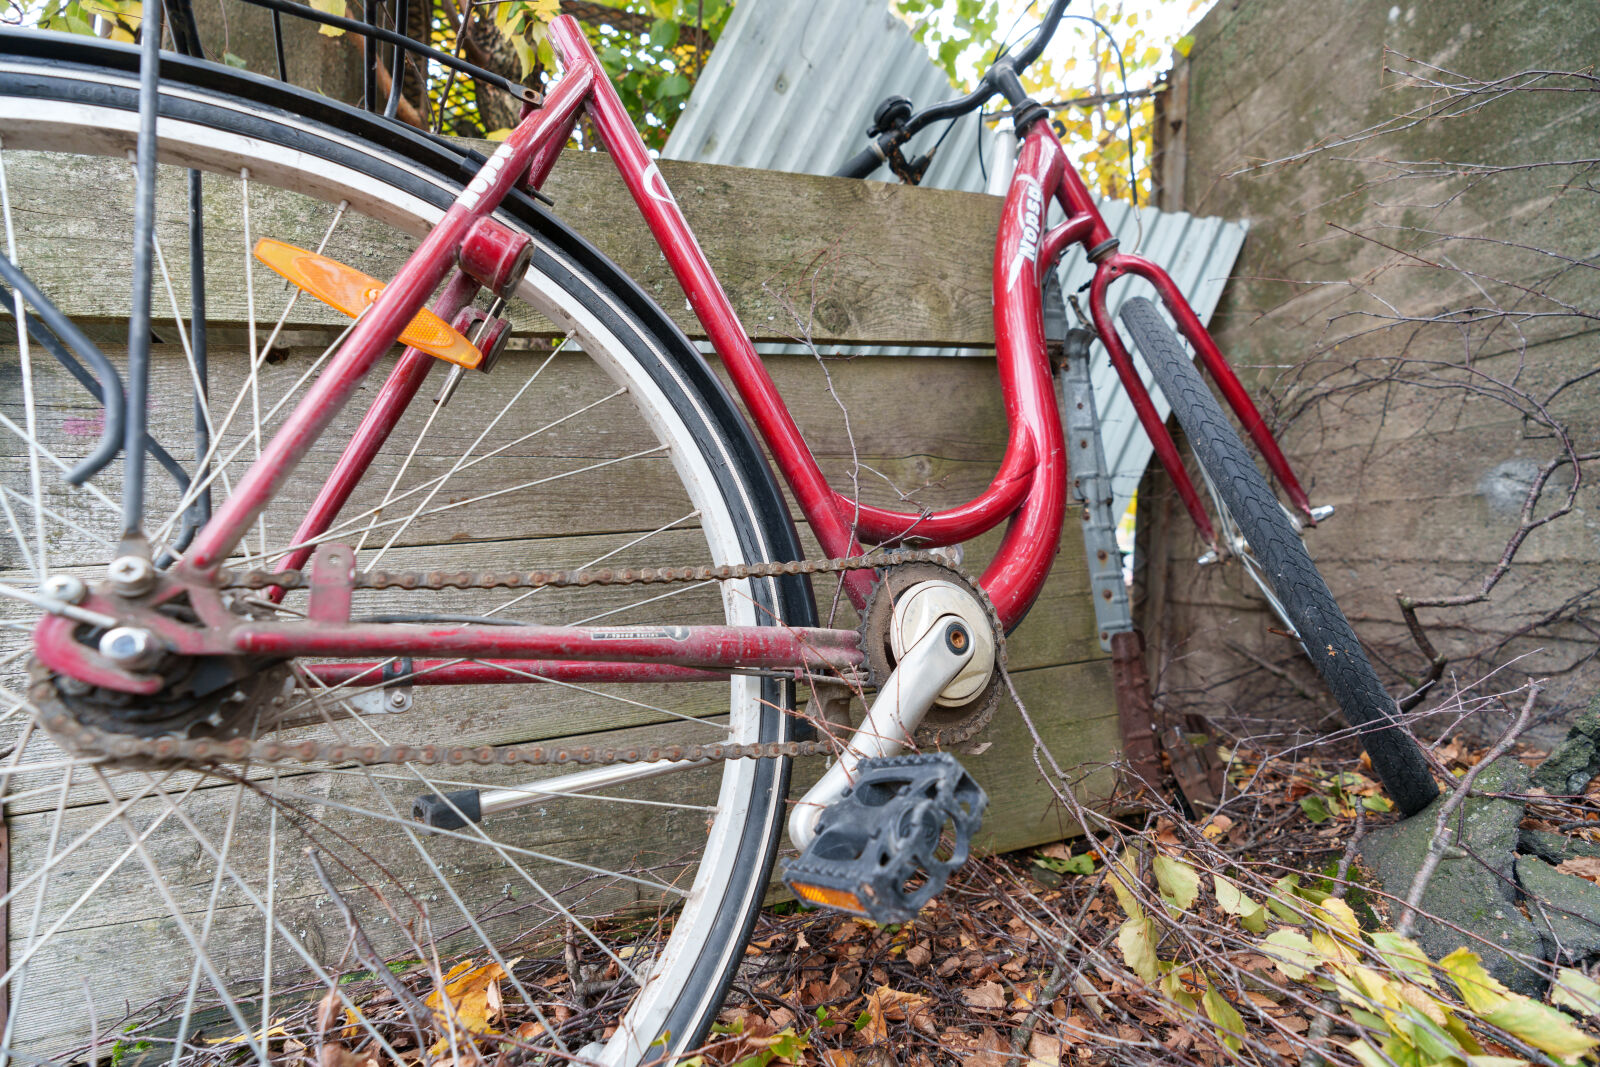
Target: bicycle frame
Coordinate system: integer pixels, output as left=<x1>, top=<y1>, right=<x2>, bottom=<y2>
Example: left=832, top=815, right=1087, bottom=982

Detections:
left=35, top=13, right=1316, bottom=693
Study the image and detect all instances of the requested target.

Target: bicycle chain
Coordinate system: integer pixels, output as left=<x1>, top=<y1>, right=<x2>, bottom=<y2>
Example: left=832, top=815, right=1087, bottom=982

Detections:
left=35, top=549, right=1007, bottom=772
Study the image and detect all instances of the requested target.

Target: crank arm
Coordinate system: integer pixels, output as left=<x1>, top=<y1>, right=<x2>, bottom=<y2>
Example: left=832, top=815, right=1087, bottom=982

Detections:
left=787, top=613, right=975, bottom=850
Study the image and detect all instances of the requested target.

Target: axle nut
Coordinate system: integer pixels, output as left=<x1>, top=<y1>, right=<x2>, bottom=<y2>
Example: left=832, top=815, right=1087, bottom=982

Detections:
left=98, top=626, right=162, bottom=670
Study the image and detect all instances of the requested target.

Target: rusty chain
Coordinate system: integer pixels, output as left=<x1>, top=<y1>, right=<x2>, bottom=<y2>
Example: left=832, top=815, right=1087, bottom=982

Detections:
left=35, top=548, right=1006, bottom=771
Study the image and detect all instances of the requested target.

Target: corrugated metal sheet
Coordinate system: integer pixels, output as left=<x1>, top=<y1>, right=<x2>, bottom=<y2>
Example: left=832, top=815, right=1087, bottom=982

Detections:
left=663, top=0, right=1248, bottom=518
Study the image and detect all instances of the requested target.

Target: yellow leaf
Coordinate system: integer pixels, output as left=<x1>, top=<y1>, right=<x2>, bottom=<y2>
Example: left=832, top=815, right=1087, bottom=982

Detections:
left=203, top=1021, right=289, bottom=1045
left=1117, top=916, right=1159, bottom=984
left=1395, top=982, right=1449, bottom=1028
left=1314, top=897, right=1360, bottom=938
left=1174, top=34, right=1195, bottom=57
left=1343, top=1039, right=1389, bottom=1067
left=1311, top=928, right=1356, bottom=967
left=308, top=0, right=347, bottom=37
left=1107, top=852, right=1143, bottom=920
left=1369, top=932, right=1438, bottom=989
left=1261, top=929, right=1318, bottom=981
left=426, top=958, right=518, bottom=1055
left=1438, top=948, right=1509, bottom=1014
left=1482, top=997, right=1600, bottom=1063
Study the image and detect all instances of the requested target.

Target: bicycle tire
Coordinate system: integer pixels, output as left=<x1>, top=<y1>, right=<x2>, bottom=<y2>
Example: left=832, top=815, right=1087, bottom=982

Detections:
left=1118, top=297, right=1438, bottom=816
left=0, top=31, right=814, bottom=1065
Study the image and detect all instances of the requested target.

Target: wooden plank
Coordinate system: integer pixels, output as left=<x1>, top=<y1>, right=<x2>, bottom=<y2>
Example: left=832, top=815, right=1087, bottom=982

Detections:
left=5, top=658, right=1116, bottom=1058
left=5, top=148, right=1001, bottom=348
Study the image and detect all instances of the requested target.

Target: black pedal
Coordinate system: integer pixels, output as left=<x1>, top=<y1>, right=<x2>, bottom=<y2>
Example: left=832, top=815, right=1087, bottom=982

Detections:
left=783, top=753, right=987, bottom=924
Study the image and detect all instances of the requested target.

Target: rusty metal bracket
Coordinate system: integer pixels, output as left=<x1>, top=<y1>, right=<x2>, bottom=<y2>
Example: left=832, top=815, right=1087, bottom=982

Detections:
left=1109, top=630, right=1162, bottom=790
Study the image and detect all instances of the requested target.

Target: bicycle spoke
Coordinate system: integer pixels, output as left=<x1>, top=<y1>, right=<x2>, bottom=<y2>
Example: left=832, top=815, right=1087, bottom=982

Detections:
left=0, top=142, right=47, bottom=584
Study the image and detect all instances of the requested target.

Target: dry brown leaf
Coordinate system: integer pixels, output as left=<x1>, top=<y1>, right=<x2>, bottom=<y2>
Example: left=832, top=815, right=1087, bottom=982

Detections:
left=970, top=1027, right=1011, bottom=1067
left=1029, top=1030, right=1065, bottom=1065
left=1558, top=856, right=1600, bottom=884
left=904, top=942, right=931, bottom=967
left=857, top=985, right=932, bottom=1044
left=963, top=980, right=1007, bottom=1010
left=821, top=1050, right=857, bottom=1067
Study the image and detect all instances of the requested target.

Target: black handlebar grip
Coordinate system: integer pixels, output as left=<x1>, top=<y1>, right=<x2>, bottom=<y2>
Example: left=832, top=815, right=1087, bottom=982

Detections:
left=835, top=145, right=884, bottom=179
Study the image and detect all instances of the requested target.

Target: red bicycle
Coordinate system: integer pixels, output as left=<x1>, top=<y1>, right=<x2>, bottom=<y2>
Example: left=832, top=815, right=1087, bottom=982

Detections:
left=0, top=1, right=1434, bottom=1061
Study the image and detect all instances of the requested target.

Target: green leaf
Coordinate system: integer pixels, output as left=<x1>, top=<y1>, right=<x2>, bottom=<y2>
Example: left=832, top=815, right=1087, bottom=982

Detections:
left=1214, top=875, right=1270, bottom=932
left=1174, top=34, right=1195, bottom=57
left=1261, top=929, right=1318, bottom=981
left=1482, top=997, right=1600, bottom=1062
left=653, top=72, right=690, bottom=101
left=1299, top=795, right=1332, bottom=823
left=648, top=17, right=678, bottom=49
left=852, top=1010, right=871, bottom=1032
left=1035, top=852, right=1095, bottom=875
left=1550, top=967, right=1600, bottom=1019
left=222, top=51, right=249, bottom=69
left=1362, top=795, right=1394, bottom=813
left=1201, top=986, right=1245, bottom=1052
left=1117, top=916, right=1160, bottom=984
left=1153, top=854, right=1199, bottom=911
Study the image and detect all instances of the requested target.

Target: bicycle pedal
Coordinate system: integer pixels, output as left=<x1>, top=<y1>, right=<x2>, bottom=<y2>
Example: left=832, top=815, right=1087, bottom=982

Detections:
left=783, top=752, right=987, bottom=924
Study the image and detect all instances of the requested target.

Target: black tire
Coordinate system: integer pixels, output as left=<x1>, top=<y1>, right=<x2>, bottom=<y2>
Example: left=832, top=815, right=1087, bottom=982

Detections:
left=0, top=31, right=814, bottom=1064
left=1119, top=297, right=1438, bottom=816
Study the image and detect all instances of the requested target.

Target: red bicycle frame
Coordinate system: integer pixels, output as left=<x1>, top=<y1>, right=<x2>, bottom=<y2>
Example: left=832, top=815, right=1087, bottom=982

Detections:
left=35, top=13, right=1316, bottom=693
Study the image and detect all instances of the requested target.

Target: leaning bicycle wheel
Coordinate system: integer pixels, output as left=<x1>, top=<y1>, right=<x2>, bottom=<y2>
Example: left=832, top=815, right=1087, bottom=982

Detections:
left=1118, top=297, right=1437, bottom=816
left=0, top=32, right=814, bottom=1064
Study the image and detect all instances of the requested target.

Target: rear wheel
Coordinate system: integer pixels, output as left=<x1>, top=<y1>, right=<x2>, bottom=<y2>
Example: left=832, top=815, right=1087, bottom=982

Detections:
left=0, top=32, right=814, bottom=1064
left=1118, top=297, right=1437, bottom=816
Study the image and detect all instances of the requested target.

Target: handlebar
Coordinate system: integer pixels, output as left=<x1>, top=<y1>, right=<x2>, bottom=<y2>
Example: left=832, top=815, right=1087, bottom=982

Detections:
left=836, top=143, right=886, bottom=179
left=833, top=0, right=1073, bottom=179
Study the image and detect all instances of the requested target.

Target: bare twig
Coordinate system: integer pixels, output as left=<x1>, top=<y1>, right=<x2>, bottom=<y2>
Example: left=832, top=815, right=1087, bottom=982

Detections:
left=1395, top=684, right=1540, bottom=937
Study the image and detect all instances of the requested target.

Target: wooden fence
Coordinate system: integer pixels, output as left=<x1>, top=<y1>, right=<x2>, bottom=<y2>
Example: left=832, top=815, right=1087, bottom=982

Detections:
left=2, top=147, right=1124, bottom=1049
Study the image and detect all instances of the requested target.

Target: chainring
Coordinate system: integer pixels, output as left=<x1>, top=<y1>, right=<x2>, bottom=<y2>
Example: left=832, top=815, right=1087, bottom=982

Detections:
left=859, top=560, right=1005, bottom=748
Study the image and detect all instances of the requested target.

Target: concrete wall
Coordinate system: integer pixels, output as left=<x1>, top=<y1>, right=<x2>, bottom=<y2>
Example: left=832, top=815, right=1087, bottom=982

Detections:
left=1141, top=0, right=1599, bottom=745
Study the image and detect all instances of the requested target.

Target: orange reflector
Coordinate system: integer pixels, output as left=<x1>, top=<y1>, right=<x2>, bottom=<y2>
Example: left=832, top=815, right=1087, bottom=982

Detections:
left=789, top=881, right=868, bottom=915
left=253, top=238, right=482, bottom=370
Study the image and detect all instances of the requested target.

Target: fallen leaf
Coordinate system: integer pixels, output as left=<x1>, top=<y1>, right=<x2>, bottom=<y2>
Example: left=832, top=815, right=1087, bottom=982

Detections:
left=203, top=1021, right=290, bottom=1045
left=1551, top=967, right=1600, bottom=1018
left=970, top=1027, right=1010, bottom=1067
left=1261, top=929, right=1318, bottom=981
left=426, top=958, right=518, bottom=1055
left=904, top=942, right=931, bottom=967
left=858, top=985, right=931, bottom=1043
left=1117, top=916, right=1159, bottom=984
left=963, top=980, right=1007, bottom=1010
left=821, top=1050, right=857, bottom=1067
left=1028, top=1030, right=1064, bottom=1065
left=1556, top=856, right=1600, bottom=884
left=1153, top=853, right=1200, bottom=911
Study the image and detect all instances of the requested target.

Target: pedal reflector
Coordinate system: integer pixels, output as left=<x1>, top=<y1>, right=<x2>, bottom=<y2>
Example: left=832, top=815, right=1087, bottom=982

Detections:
left=783, top=753, right=987, bottom=924
left=253, top=238, right=482, bottom=369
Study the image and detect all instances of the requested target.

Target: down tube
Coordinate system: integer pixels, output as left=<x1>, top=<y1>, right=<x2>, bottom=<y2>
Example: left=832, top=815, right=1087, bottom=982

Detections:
left=978, top=124, right=1070, bottom=630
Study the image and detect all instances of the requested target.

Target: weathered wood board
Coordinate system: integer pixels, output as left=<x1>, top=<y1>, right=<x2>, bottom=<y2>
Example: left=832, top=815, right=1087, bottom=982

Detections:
left=0, top=148, right=1119, bottom=1056
left=5, top=146, right=1001, bottom=349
